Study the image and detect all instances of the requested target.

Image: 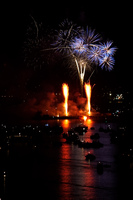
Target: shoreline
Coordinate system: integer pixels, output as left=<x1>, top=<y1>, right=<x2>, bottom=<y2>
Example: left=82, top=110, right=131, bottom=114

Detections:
left=0, top=112, right=118, bottom=126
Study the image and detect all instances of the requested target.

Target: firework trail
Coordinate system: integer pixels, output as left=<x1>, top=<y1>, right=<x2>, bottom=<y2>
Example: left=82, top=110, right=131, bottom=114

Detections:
left=74, top=57, right=87, bottom=93
left=24, top=16, right=55, bottom=70
left=62, top=83, right=69, bottom=116
left=84, top=81, right=91, bottom=115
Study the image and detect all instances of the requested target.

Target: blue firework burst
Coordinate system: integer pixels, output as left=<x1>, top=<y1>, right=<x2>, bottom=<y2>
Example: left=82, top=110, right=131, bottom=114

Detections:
left=52, top=19, right=82, bottom=54
left=100, top=54, right=115, bottom=71
left=52, top=19, right=117, bottom=73
left=88, top=46, right=102, bottom=64
left=70, top=37, right=88, bottom=55
left=100, top=41, right=117, bottom=56
left=86, top=28, right=101, bottom=46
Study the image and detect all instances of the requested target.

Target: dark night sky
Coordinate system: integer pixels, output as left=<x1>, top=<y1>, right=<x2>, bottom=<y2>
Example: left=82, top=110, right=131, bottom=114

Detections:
left=0, top=1, right=132, bottom=90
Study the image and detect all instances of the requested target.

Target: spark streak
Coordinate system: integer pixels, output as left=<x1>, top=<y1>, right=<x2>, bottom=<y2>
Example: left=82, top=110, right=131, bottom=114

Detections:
left=74, top=57, right=87, bottom=95
left=85, top=81, right=91, bottom=115
left=62, top=83, right=69, bottom=116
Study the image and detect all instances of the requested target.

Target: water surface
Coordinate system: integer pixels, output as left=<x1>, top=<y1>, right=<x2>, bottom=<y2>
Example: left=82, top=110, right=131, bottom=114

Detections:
left=1, top=118, right=131, bottom=199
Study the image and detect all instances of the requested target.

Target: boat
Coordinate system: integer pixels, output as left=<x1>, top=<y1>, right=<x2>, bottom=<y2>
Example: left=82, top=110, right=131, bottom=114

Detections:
left=78, top=140, right=103, bottom=149
left=90, top=127, right=95, bottom=130
left=90, top=133, right=100, bottom=139
left=85, top=152, right=96, bottom=161
left=65, top=129, right=79, bottom=144
left=74, top=124, right=88, bottom=134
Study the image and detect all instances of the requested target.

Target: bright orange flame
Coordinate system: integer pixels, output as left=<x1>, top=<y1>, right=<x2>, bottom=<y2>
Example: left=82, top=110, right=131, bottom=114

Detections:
left=83, top=115, right=87, bottom=121
left=84, top=81, right=91, bottom=115
left=62, top=83, right=69, bottom=116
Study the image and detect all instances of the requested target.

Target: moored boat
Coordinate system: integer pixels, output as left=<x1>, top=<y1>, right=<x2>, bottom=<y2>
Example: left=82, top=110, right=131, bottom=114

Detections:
left=85, top=152, right=96, bottom=161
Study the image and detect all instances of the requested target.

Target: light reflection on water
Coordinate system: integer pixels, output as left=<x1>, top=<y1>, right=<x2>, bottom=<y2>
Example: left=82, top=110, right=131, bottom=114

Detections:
left=3, top=118, right=119, bottom=200
left=59, top=143, right=96, bottom=200
left=61, top=119, right=70, bottom=132
left=44, top=118, right=118, bottom=199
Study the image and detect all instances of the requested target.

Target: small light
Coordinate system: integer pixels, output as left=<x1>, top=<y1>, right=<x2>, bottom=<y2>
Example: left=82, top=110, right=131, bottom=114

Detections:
left=3, top=171, right=6, bottom=177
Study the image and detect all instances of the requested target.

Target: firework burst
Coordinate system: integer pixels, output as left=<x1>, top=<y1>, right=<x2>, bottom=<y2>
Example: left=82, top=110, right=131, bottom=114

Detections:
left=52, top=20, right=117, bottom=93
left=100, top=55, right=115, bottom=71
left=100, top=41, right=117, bottom=56
left=70, top=37, right=88, bottom=55
left=52, top=19, right=82, bottom=54
left=24, top=16, right=55, bottom=70
left=88, top=46, right=102, bottom=64
left=24, top=18, right=117, bottom=93
left=68, top=28, right=101, bottom=92
left=85, top=28, right=101, bottom=46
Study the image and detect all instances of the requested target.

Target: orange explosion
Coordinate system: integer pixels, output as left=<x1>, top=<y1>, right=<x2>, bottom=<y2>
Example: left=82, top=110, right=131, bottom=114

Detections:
left=84, top=81, right=91, bottom=115
left=62, top=83, right=69, bottom=116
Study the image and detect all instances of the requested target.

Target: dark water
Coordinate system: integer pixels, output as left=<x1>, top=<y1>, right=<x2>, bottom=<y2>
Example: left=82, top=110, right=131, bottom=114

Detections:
left=1, top=118, right=133, bottom=199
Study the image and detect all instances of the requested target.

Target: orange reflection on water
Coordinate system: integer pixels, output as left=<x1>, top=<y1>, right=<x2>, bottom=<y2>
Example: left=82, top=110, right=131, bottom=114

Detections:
left=59, top=143, right=72, bottom=198
left=58, top=117, right=96, bottom=198
left=59, top=142, right=95, bottom=198
left=81, top=118, right=95, bottom=143
left=61, top=119, right=70, bottom=132
left=83, top=118, right=94, bottom=128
